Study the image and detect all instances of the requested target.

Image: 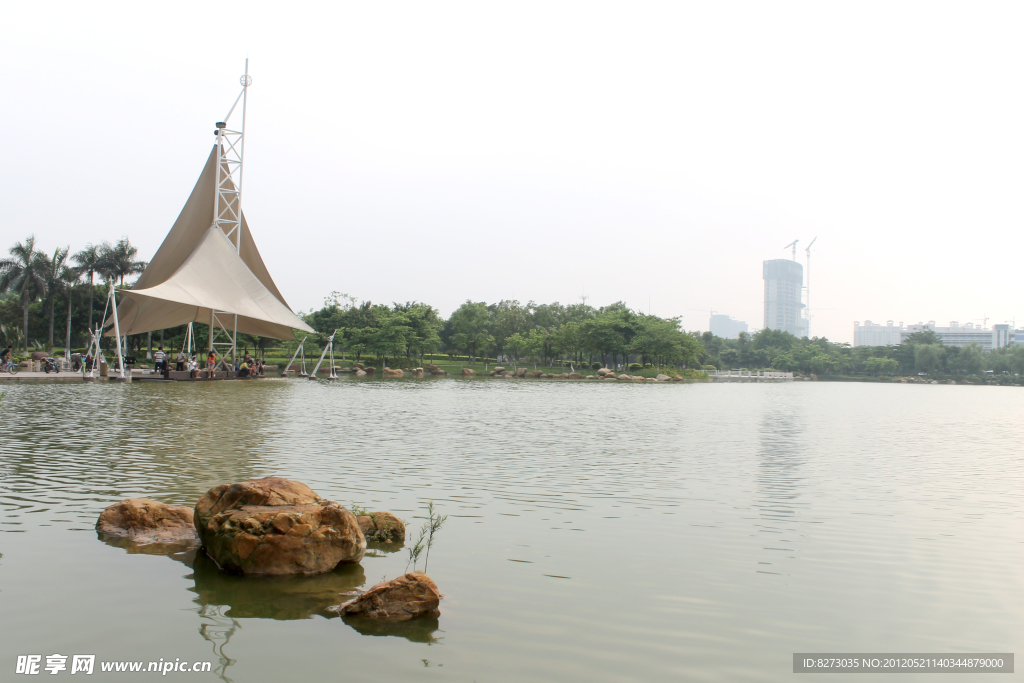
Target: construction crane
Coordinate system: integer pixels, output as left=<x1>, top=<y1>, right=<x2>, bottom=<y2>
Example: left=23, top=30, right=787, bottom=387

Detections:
left=783, top=239, right=799, bottom=261
left=804, top=237, right=817, bottom=337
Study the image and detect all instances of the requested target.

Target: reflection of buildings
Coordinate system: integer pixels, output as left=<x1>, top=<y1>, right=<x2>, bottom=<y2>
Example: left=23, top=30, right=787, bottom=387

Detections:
left=710, top=314, right=748, bottom=339
left=754, top=393, right=806, bottom=575
left=763, top=259, right=807, bottom=338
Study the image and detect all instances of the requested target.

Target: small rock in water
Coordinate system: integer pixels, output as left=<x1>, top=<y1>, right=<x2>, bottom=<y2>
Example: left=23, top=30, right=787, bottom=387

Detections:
left=96, top=498, right=199, bottom=545
left=356, top=512, right=406, bottom=542
left=335, top=571, right=441, bottom=620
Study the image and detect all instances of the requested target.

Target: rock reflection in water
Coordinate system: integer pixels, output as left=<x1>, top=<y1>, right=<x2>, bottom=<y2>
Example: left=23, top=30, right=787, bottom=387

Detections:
left=188, top=552, right=366, bottom=620
left=364, top=539, right=405, bottom=557
left=341, top=614, right=441, bottom=644
left=97, top=531, right=199, bottom=566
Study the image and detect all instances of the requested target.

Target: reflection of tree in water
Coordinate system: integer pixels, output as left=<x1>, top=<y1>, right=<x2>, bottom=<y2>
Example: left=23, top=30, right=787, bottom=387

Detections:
left=754, top=391, right=807, bottom=572
left=198, top=604, right=240, bottom=683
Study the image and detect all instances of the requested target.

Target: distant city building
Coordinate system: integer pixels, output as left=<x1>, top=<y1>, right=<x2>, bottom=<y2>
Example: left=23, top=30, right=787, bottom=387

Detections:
left=901, top=321, right=1010, bottom=351
left=1012, top=329, right=1024, bottom=346
left=853, top=320, right=901, bottom=347
left=709, top=314, right=749, bottom=339
left=763, top=259, right=808, bottom=338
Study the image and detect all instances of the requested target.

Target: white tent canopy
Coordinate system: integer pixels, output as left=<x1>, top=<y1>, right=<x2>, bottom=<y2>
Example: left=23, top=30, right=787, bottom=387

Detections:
left=107, top=146, right=313, bottom=340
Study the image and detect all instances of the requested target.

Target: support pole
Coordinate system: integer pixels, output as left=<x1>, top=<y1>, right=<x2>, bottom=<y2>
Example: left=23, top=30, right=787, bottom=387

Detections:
left=282, top=336, right=307, bottom=377
left=109, top=285, right=129, bottom=382
left=309, top=330, right=337, bottom=379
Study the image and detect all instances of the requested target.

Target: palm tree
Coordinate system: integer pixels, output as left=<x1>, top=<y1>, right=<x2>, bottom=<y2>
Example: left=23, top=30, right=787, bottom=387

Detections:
left=99, top=237, right=147, bottom=286
left=0, top=236, right=46, bottom=354
left=72, top=244, right=102, bottom=335
left=61, top=263, right=81, bottom=358
left=40, top=247, right=71, bottom=349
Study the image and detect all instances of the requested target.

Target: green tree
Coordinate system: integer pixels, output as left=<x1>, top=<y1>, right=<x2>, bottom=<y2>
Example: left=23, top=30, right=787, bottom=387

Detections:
left=489, top=300, right=529, bottom=360
left=0, top=236, right=46, bottom=353
left=523, top=328, right=549, bottom=368
left=504, top=332, right=526, bottom=366
left=72, top=244, right=103, bottom=335
left=369, top=309, right=412, bottom=364
left=951, top=342, right=984, bottom=375
left=399, top=303, right=443, bottom=363
left=913, top=343, right=944, bottom=374
left=99, top=237, right=147, bottom=285
left=449, top=300, right=493, bottom=364
left=39, top=247, right=71, bottom=349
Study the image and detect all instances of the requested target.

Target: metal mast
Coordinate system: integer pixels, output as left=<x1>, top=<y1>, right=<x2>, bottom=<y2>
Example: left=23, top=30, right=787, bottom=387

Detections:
left=209, top=60, right=251, bottom=366
left=804, top=236, right=817, bottom=337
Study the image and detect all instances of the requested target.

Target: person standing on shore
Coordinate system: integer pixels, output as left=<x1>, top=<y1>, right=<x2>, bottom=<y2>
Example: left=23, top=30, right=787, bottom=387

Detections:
left=153, top=346, right=166, bottom=374
left=175, top=349, right=185, bottom=372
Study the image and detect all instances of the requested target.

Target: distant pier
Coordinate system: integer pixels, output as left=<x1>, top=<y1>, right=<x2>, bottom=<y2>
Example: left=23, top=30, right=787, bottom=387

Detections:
left=705, top=370, right=793, bottom=382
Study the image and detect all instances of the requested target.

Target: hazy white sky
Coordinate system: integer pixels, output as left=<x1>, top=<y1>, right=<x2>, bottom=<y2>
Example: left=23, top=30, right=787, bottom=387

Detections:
left=2, top=2, right=1022, bottom=343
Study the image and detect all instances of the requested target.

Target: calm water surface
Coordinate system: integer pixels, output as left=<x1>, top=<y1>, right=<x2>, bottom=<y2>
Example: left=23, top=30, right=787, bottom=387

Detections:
left=1, top=379, right=1021, bottom=682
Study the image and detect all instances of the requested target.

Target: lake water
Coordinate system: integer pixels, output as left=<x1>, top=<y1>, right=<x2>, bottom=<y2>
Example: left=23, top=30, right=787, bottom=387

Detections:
left=1, top=378, right=1021, bottom=681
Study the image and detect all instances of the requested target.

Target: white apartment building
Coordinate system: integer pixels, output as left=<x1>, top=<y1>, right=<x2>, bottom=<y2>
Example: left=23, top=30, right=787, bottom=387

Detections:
left=854, top=320, right=1016, bottom=351
left=853, top=320, right=902, bottom=347
left=901, top=321, right=1008, bottom=352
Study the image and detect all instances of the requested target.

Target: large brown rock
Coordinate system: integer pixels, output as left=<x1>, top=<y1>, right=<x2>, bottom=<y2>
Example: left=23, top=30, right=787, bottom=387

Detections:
left=364, top=367, right=376, bottom=376
left=194, top=477, right=365, bottom=575
left=335, top=571, right=440, bottom=620
left=382, top=367, right=404, bottom=377
left=411, top=367, right=424, bottom=377
left=96, top=498, right=199, bottom=545
left=516, top=368, right=526, bottom=377
left=356, top=512, right=406, bottom=542
left=461, top=368, right=475, bottom=377
left=569, top=373, right=582, bottom=379
left=354, top=369, right=367, bottom=377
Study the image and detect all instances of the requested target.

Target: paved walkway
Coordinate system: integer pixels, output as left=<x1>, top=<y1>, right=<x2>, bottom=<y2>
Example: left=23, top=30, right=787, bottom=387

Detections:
left=0, top=371, right=86, bottom=380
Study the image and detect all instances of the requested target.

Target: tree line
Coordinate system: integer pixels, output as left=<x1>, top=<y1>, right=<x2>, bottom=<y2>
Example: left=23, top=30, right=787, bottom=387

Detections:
left=302, top=294, right=704, bottom=370
left=0, top=235, right=145, bottom=353
left=3, top=235, right=1022, bottom=380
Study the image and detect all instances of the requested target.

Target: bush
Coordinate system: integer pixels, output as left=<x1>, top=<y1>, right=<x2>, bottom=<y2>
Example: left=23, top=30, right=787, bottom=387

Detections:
left=702, top=364, right=718, bottom=371
left=628, top=363, right=642, bottom=371
left=591, top=362, right=603, bottom=370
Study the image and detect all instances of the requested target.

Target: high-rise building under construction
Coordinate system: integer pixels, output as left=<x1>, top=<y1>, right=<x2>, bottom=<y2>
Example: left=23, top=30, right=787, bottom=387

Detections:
left=763, top=259, right=808, bottom=338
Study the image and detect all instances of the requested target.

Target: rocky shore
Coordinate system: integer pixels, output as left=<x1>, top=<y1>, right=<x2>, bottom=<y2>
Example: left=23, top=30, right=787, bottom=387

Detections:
left=315, top=362, right=690, bottom=381
left=96, top=477, right=440, bottom=626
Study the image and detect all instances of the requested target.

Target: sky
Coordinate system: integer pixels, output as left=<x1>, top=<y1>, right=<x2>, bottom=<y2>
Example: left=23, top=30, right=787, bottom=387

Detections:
left=2, top=2, right=1022, bottom=343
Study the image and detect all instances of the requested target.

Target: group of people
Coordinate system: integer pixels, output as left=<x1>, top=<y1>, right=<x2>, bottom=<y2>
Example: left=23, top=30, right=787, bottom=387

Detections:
left=151, top=345, right=262, bottom=378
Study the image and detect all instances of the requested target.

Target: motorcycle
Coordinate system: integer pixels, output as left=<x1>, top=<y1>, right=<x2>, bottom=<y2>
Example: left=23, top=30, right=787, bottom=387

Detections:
left=41, top=357, right=61, bottom=373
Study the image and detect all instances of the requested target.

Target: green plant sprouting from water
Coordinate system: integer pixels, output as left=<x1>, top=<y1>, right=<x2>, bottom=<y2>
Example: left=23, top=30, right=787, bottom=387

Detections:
left=405, top=500, right=447, bottom=573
